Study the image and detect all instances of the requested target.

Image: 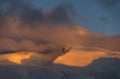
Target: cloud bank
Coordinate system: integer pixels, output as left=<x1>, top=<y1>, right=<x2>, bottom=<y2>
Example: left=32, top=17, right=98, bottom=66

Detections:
left=0, top=0, right=120, bottom=66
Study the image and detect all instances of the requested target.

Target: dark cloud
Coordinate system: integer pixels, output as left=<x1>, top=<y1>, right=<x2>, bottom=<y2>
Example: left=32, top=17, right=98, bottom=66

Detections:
left=0, top=1, right=77, bottom=65
left=98, top=0, right=120, bottom=7
left=47, top=4, right=73, bottom=24
left=0, top=0, right=73, bottom=25
left=0, top=0, right=120, bottom=62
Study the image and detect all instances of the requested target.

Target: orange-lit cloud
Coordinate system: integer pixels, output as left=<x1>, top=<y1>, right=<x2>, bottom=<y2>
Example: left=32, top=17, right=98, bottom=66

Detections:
left=54, top=47, right=120, bottom=67
left=0, top=20, right=120, bottom=66
left=0, top=52, right=34, bottom=64
left=0, top=52, right=57, bottom=65
left=0, top=0, right=120, bottom=67
left=0, top=46, right=120, bottom=66
left=0, top=17, right=120, bottom=66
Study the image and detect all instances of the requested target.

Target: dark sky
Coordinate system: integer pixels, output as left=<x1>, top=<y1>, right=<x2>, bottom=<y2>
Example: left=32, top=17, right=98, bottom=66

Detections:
left=33, top=0, right=120, bottom=35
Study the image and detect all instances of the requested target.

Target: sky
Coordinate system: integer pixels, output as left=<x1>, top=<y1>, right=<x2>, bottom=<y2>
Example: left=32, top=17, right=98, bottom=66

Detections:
left=33, top=0, right=120, bottom=35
